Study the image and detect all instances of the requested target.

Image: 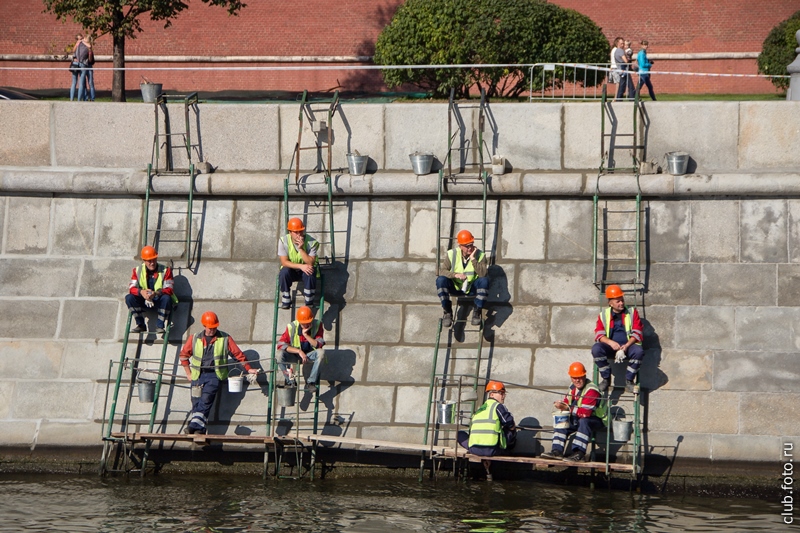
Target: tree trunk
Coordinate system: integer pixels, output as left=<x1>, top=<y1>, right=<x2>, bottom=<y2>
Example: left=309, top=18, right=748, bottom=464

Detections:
left=112, top=33, right=126, bottom=102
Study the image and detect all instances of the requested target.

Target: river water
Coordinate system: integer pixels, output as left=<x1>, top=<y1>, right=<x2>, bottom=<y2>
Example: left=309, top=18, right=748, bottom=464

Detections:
left=0, top=474, right=787, bottom=532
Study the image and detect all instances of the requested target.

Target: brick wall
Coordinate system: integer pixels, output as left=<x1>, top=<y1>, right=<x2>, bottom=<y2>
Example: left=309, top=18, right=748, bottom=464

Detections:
left=1, top=0, right=797, bottom=94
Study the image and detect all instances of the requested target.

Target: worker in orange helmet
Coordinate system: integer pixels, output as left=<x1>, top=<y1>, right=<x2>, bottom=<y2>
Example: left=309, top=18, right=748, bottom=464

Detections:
left=541, top=362, right=607, bottom=462
left=278, top=217, right=319, bottom=310
left=125, top=245, right=177, bottom=334
left=178, top=311, right=259, bottom=434
left=435, top=229, right=489, bottom=329
left=592, top=285, right=644, bottom=394
left=457, top=380, right=516, bottom=458
left=275, top=306, right=325, bottom=394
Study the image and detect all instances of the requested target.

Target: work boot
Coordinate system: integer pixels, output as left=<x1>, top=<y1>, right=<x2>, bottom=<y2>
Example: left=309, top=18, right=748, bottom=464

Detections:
left=280, top=303, right=291, bottom=310
left=442, top=311, right=453, bottom=328
left=306, top=382, right=318, bottom=394
left=156, top=326, right=166, bottom=334
left=471, top=308, right=483, bottom=327
left=183, top=426, right=196, bottom=435
left=625, top=380, right=636, bottom=394
left=540, top=449, right=563, bottom=460
left=564, top=450, right=585, bottom=462
left=131, top=323, right=146, bottom=334
left=598, top=377, right=610, bottom=393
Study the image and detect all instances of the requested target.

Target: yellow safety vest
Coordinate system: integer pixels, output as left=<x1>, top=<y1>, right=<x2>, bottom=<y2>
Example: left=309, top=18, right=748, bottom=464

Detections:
left=280, top=234, right=320, bottom=277
left=570, top=382, right=608, bottom=426
left=448, top=247, right=485, bottom=292
left=189, top=333, right=228, bottom=381
left=287, top=319, right=321, bottom=348
left=468, top=398, right=506, bottom=449
left=600, top=306, right=640, bottom=345
left=138, top=263, right=179, bottom=304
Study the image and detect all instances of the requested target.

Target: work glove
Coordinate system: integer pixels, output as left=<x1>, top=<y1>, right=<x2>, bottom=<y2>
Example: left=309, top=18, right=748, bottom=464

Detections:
left=615, top=349, right=626, bottom=363
left=246, top=372, right=258, bottom=385
left=145, top=299, right=155, bottom=308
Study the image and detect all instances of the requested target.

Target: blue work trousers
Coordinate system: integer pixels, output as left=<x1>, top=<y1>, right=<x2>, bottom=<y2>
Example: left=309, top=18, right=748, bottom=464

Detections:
left=125, top=293, right=173, bottom=328
left=436, top=275, right=489, bottom=312
left=552, top=416, right=604, bottom=454
left=591, top=342, right=645, bottom=382
left=279, top=267, right=317, bottom=307
left=188, top=371, right=221, bottom=432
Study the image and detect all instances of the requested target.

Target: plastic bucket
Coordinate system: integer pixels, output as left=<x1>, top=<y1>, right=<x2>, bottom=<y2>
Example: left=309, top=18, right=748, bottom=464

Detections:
left=137, top=380, right=155, bottom=403
left=612, top=417, right=633, bottom=442
left=409, top=152, right=434, bottom=175
left=438, top=401, right=455, bottom=424
left=665, top=151, right=689, bottom=175
left=140, top=83, right=162, bottom=103
left=276, top=385, right=296, bottom=407
left=347, top=153, right=369, bottom=175
left=552, top=410, right=570, bottom=429
left=228, top=369, right=243, bottom=393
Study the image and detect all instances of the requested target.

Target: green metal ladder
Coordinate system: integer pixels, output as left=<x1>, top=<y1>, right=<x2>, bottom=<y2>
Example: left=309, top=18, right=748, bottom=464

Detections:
left=99, top=313, right=174, bottom=476
left=592, top=84, right=646, bottom=480
left=421, top=168, right=492, bottom=478
left=144, top=92, right=201, bottom=268
left=444, top=87, right=494, bottom=179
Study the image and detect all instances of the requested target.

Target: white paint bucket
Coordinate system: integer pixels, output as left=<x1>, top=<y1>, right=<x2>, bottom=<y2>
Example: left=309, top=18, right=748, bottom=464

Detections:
left=228, top=370, right=244, bottom=393
left=552, top=410, right=570, bottom=429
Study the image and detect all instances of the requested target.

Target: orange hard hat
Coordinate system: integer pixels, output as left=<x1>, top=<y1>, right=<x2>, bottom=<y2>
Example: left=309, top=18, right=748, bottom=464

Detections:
left=605, top=284, right=624, bottom=299
left=201, top=311, right=219, bottom=328
left=485, top=380, right=505, bottom=392
left=457, top=230, right=474, bottom=245
left=568, top=362, right=587, bottom=378
left=287, top=217, right=305, bottom=232
left=296, top=306, right=314, bottom=324
left=140, top=245, right=158, bottom=261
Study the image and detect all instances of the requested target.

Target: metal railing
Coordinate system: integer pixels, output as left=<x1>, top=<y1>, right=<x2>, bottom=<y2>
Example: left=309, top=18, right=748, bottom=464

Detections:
left=528, top=63, right=611, bottom=101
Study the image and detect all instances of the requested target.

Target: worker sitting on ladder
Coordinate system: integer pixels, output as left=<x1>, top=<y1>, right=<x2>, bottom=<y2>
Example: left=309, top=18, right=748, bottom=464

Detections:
left=125, top=245, right=177, bottom=334
left=179, top=311, right=259, bottom=435
left=592, top=285, right=644, bottom=394
left=436, top=229, right=489, bottom=328
left=457, top=381, right=516, bottom=457
left=278, top=217, right=319, bottom=310
left=276, top=306, right=325, bottom=394
left=541, top=362, right=607, bottom=462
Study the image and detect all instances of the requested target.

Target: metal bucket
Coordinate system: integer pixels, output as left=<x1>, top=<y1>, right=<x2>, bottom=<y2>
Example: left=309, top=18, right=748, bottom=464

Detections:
left=491, top=155, right=506, bottom=175
left=438, top=401, right=455, bottom=424
left=665, top=151, right=689, bottom=175
left=347, top=153, right=369, bottom=175
left=276, top=385, right=296, bottom=407
left=612, top=417, right=633, bottom=442
left=409, top=152, right=434, bottom=175
left=140, top=83, right=162, bottom=103
left=137, top=380, right=155, bottom=403
left=552, top=410, right=570, bottom=429
left=228, top=369, right=243, bottom=393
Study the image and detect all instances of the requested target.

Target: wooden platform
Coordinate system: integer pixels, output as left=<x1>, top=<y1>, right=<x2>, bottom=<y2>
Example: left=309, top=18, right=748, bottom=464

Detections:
left=108, top=432, right=633, bottom=472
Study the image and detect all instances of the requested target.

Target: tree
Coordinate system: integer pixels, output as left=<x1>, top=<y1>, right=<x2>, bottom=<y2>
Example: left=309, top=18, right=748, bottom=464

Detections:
left=757, top=10, right=800, bottom=92
left=43, top=0, right=246, bottom=102
left=374, top=0, right=609, bottom=98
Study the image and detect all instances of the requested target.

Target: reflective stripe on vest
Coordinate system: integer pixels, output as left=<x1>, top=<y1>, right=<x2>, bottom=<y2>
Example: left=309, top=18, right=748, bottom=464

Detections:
left=138, top=263, right=179, bottom=304
left=281, top=234, right=320, bottom=276
left=468, top=398, right=506, bottom=449
left=287, top=320, right=320, bottom=348
left=571, top=382, right=608, bottom=426
left=447, top=247, right=485, bottom=292
left=190, top=333, right=228, bottom=381
left=600, top=306, right=638, bottom=344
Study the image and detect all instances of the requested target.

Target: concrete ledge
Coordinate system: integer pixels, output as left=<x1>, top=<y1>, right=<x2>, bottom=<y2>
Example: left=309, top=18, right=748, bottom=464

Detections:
left=4, top=167, right=800, bottom=197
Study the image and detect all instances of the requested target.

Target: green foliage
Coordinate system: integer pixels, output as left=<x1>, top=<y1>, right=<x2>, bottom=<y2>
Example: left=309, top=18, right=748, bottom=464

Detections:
left=374, top=0, right=609, bottom=97
left=757, top=10, right=800, bottom=91
left=43, top=0, right=245, bottom=39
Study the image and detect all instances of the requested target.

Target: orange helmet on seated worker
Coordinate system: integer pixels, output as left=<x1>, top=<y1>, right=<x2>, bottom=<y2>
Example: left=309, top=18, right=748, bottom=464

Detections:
left=140, top=245, right=158, bottom=261
left=201, top=311, right=220, bottom=328
left=568, top=362, right=587, bottom=378
left=605, top=284, right=624, bottom=299
left=485, top=380, right=505, bottom=392
left=457, top=230, right=474, bottom=245
left=296, top=306, right=314, bottom=324
left=287, top=217, right=305, bottom=232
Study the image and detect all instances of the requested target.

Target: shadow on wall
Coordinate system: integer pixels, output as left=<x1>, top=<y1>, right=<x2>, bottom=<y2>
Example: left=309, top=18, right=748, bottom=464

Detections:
left=484, top=264, right=511, bottom=343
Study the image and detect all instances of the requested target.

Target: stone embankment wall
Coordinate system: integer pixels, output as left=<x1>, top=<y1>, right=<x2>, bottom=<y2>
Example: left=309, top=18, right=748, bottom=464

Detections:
left=0, top=100, right=799, bottom=466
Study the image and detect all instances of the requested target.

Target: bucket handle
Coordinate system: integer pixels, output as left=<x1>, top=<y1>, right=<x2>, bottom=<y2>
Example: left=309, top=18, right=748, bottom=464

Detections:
left=137, top=368, right=157, bottom=383
left=228, top=367, right=243, bottom=379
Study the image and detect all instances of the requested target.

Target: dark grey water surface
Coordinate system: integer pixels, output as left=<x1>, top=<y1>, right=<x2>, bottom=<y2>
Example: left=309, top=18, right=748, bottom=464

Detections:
left=0, top=474, right=787, bottom=532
